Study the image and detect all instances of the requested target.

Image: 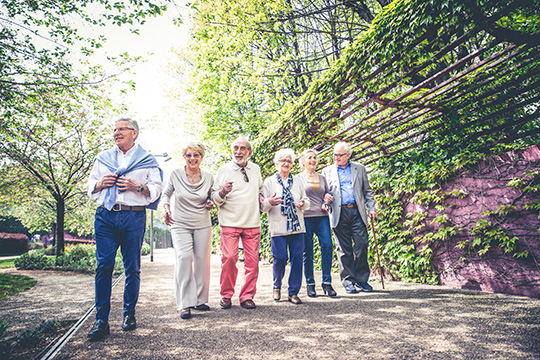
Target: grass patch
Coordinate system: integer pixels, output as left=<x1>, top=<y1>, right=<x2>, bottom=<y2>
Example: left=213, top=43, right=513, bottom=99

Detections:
left=0, top=258, right=16, bottom=269
left=0, top=274, right=37, bottom=299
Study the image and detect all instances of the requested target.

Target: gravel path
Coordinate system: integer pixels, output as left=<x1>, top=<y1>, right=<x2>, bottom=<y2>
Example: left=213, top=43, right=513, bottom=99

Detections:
left=2, top=249, right=539, bottom=359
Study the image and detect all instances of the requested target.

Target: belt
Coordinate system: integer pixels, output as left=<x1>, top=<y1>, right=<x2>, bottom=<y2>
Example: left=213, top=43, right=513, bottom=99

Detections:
left=105, top=204, right=146, bottom=212
left=340, top=203, right=356, bottom=208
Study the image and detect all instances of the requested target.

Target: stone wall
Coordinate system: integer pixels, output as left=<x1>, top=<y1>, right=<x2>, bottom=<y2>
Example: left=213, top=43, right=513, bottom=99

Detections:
left=405, top=145, right=540, bottom=298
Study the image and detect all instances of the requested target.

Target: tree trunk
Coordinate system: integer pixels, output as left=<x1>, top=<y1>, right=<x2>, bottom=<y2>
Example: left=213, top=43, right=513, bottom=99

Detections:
left=55, top=199, right=65, bottom=256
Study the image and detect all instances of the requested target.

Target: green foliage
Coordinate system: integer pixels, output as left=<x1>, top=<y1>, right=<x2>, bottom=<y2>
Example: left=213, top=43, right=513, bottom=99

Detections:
left=14, top=245, right=125, bottom=275
left=0, top=320, right=10, bottom=358
left=142, top=242, right=151, bottom=256
left=0, top=0, right=178, bottom=254
left=0, top=273, right=37, bottom=299
left=0, top=258, right=16, bottom=269
left=14, top=251, right=54, bottom=270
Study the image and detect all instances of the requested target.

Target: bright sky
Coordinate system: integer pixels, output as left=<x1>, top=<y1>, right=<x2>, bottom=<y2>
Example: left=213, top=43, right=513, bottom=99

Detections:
left=84, top=3, right=192, bottom=175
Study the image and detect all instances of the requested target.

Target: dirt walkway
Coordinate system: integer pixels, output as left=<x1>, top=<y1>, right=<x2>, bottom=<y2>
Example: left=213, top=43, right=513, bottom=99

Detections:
left=2, top=249, right=539, bottom=359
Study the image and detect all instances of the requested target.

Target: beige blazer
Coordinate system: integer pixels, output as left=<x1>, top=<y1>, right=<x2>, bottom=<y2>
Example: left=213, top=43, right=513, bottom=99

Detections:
left=321, top=162, right=376, bottom=228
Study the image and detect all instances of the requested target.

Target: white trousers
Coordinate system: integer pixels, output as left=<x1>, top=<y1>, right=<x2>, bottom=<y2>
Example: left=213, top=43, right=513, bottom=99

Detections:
left=171, top=226, right=212, bottom=310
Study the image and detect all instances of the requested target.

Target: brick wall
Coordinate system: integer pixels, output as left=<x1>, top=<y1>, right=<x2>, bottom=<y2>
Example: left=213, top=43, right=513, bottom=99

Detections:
left=405, top=145, right=540, bottom=298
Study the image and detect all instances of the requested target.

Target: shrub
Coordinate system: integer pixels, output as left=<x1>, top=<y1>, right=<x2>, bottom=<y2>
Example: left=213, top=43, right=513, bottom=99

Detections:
left=0, top=321, right=10, bottom=358
left=141, top=242, right=151, bottom=256
left=28, top=241, right=44, bottom=250
left=0, top=233, right=29, bottom=255
left=14, top=251, right=53, bottom=270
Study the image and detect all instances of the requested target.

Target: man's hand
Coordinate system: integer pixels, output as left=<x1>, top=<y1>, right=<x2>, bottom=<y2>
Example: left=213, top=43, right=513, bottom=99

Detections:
left=204, top=200, right=214, bottom=210
left=93, top=174, right=118, bottom=193
left=368, top=211, right=377, bottom=219
left=268, top=192, right=283, bottom=206
left=219, top=181, right=234, bottom=198
left=117, top=176, right=140, bottom=192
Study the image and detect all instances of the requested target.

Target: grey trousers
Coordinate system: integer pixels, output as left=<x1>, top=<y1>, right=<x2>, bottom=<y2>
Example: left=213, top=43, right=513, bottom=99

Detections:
left=333, top=207, right=370, bottom=286
left=171, top=226, right=212, bottom=310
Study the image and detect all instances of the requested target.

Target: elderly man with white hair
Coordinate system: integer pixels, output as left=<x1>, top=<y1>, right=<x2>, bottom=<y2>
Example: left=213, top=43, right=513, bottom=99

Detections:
left=322, top=141, right=377, bottom=294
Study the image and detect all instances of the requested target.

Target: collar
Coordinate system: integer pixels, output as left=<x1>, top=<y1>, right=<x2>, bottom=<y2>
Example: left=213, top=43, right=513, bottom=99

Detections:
left=336, top=161, right=351, bottom=171
left=116, top=144, right=138, bottom=156
left=231, top=161, right=251, bottom=170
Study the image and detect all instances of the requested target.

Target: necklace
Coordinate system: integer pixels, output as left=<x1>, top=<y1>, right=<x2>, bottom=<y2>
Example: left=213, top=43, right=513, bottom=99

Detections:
left=185, top=168, right=201, bottom=183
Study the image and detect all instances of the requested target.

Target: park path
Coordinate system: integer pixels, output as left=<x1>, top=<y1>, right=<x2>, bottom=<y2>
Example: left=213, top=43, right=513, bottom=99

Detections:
left=2, top=249, right=540, bottom=359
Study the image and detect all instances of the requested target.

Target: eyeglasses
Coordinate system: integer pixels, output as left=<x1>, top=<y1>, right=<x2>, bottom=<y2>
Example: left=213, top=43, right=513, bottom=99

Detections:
left=278, top=159, right=293, bottom=164
left=240, top=167, right=249, bottom=182
left=333, top=153, right=348, bottom=158
left=184, top=153, right=201, bottom=159
left=113, top=127, right=134, bottom=133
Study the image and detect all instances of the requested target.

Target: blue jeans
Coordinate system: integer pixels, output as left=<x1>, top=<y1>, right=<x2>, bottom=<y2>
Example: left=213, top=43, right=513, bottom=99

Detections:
left=303, top=216, right=333, bottom=285
left=271, top=233, right=304, bottom=296
left=94, top=207, right=146, bottom=321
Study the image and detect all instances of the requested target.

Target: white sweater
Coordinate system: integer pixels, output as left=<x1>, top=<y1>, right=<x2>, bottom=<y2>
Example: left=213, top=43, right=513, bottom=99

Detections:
left=261, top=174, right=310, bottom=237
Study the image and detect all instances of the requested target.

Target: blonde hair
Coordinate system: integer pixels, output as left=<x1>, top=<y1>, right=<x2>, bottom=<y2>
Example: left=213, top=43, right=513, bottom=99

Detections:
left=182, top=141, right=206, bottom=158
left=298, top=148, right=318, bottom=170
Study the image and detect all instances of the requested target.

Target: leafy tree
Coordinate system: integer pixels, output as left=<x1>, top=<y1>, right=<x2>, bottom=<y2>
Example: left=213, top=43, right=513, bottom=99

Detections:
left=175, top=0, right=388, bottom=158
left=0, top=0, right=177, bottom=254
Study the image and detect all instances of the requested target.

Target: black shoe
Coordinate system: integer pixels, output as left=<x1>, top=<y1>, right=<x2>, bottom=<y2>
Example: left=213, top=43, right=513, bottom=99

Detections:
left=322, top=283, right=337, bottom=297
left=306, top=284, right=317, bottom=297
left=180, top=308, right=191, bottom=319
left=87, top=319, right=110, bottom=341
left=194, top=304, right=210, bottom=311
left=355, top=281, right=373, bottom=292
left=122, top=314, right=137, bottom=331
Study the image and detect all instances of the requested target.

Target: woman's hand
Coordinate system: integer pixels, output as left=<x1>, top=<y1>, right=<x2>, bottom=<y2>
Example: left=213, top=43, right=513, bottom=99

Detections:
left=204, top=200, right=214, bottom=210
left=295, top=200, right=305, bottom=208
left=268, top=192, right=283, bottom=206
left=323, top=194, right=334, bottom=203
left=322, top=203, right=330, bottom=212
left=164, top=205, right=174, bottom=226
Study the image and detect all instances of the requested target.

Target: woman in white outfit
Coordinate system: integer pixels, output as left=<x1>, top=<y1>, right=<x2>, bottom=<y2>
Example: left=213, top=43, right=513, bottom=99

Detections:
left=162, top=141, right=215, bottom=320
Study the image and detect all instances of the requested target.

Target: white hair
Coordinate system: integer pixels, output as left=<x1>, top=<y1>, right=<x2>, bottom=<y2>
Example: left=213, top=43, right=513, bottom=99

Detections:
left=273, top=148, right=295, bottom=167
left=335, top=141, right=352, bottom=155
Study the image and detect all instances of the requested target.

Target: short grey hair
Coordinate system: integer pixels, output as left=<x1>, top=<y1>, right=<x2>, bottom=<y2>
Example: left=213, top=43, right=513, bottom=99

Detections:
left=298, top=148, right=318, bottom=170
left=335, top=141, right=352, bottom=155
left=182, top=141, right=206, bottom=158
left=231, top=136, right=252, bottom=151
left=116, top=117, right=139, bottom=140
left=273, top=148, right=295, bottom=167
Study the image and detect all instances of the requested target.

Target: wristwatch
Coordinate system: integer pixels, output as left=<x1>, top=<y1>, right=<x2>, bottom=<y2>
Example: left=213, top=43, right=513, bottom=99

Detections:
left=138, top=184, right=144, bottom=193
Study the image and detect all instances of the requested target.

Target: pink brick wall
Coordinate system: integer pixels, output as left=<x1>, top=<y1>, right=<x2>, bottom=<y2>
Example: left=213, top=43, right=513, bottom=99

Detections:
left=405, top=145, right=540, bottom=298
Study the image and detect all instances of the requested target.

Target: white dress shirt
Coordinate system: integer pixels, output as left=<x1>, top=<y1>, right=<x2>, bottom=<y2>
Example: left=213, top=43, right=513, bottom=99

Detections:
left=86, top=145, right=163, bottom=207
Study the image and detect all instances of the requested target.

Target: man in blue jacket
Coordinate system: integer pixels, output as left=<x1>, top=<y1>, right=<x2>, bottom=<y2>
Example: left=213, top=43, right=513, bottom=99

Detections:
left=86, top=117, right=163, bottom=341
left=322, top=141, right=377, bottom=294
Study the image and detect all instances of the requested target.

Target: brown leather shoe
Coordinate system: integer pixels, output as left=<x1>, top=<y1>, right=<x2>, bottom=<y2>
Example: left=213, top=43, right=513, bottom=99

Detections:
left=240, top=299, right=256, bottom=309
left=220, top=297, right=232, bottom=309
left=288, top=295, right=302, bottom=304
left=273, top=288, right=281, bottom=301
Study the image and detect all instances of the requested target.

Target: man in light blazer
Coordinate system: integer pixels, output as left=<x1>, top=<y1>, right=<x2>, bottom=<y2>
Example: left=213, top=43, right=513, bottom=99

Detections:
left=321, top=141, right=377, bottom=294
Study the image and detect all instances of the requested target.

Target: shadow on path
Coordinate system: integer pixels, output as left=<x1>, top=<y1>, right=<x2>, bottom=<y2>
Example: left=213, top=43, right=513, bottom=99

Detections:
left=2, top=249, right=539, bottom=359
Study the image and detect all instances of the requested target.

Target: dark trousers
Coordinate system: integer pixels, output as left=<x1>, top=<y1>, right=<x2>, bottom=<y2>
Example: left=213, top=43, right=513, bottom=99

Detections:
left=271, top=233, right=304, bottom=296
left=94, top=207, right=146, bottom=321
left=333, top=207, right=370, bottom=286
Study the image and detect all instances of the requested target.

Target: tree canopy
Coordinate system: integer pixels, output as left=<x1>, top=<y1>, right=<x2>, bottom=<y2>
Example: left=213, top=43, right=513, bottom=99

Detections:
left=0, top=0, right=177, bottom=254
